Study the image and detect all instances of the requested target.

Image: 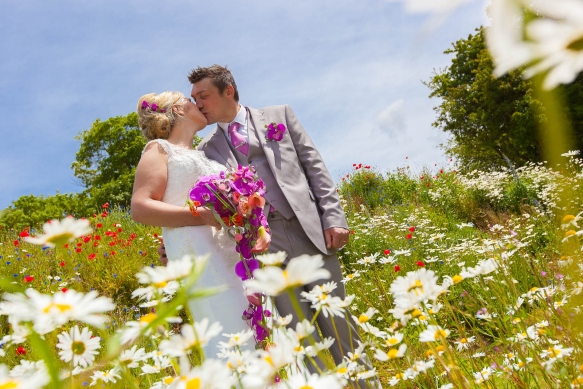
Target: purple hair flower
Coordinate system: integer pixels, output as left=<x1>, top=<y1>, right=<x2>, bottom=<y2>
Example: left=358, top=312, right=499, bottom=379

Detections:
left=141, top=101, right=150, bottom=109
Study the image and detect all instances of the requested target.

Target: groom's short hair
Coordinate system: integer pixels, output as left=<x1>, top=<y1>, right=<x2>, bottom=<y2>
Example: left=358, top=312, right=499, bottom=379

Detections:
left=187, top=65, right=239, bottom=102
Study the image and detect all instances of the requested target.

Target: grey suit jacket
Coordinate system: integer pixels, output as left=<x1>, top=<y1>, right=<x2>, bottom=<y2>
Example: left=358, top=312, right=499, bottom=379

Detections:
left=197, top=104, right=348, bottom=254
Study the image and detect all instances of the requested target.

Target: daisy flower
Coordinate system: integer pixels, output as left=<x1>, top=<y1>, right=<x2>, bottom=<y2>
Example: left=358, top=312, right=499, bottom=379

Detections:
left=0, top=364, right=48, bottom=389
left=119, top=313, right=182, bottom=345
left=385, top=332, right=405, bottom=347
left=374, top=344, right=407, bottom=361
left=117, top=345, right=148, bottom=368
left=453, top=336, right=476, bottom=351
left=90, top=367, right=121, bottom=386
left=281, top=372, right=344, bottom=389
left=166, top=360, right=235, bottom=389
left=2, top=289, right=114, bottom=334
left=256, top=251, right=287, bottom=266
left=160, top=318, right=223, bottom=356
left=56, top=326, right=100, bottom=368
left=23, top=217, right=92, bottom=247
left=136, top=255, right=206, bottom=285
left=218, top=329, right=254, bottom=349
left=390, top=268, right=443, bottom=310
left=244, top=254, right=331, bottom=296
left=419, top=325, right=450, bottom=342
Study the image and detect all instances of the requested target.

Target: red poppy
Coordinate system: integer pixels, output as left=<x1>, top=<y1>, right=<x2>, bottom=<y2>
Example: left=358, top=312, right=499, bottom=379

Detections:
left=61, top=288, right=68, bottom=293
left=75, top=248, right=82, bottom=253
left=129, top=233, right=136, bottom=240
left=102, top=202, right=109, bottom=209
left=350, top=230, right=355, bottom=235
left=416, top=261, right=425, bottom=267
left=383, top=249, right=391, bottom=255
left=101, top=212, right=108, bottom=218
left=64, top=243, right=69, bottom=249
left=16, top=346, right=26, bottom=355
left=117, top=228, right=123, bottom=233
left=83, top=236, right=91, bottom=243
left=13, top=240, right=19, bottom=247
left=341, top=178, right=345, bottom=181
left=94, top=235, right=101, bottom=241
left=153, top=233, right=158, bottom=238
left=59, top=261, right=66, bottom=267
left=110, top=251, right=116, bottom=256
left=96, top=223, right=103, bottom=228
left=420, top=176, right=424, bottom=180
left=109, top=241, right=116, bottom=247
left=406, top=234, right=413, bottom=240
left=408, top=227, right=416, bottom=232
left=19, top=229, right=29, bottom=238
left=394, top=265, right=401, bottom=272
left=88, top=254, right=96, bottom=260
left=23, top=275, right=34, bottom=283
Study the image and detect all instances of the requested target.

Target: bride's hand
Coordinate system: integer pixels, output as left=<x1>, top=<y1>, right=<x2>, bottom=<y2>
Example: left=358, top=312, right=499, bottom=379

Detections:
left=197, top=208, right=221, bottom=229
left=251, top=226, right=270, bottom=253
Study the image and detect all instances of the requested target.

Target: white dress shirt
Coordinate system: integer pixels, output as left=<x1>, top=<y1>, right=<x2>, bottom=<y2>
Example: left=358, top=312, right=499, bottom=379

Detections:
left=218, top=104, right=249, bottom=146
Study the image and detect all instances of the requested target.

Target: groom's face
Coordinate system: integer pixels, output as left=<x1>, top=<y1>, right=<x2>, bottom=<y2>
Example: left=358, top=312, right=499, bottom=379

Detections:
left=191, top=78, right=233, bottom=125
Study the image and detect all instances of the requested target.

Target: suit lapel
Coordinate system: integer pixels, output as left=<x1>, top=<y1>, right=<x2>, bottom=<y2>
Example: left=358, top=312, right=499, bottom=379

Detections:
left=208, top=126, right=238, bottom=168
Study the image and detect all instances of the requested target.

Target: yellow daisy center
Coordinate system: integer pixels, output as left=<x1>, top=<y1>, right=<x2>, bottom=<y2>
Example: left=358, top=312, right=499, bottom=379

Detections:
left=139, top=313, right=157, bottom=324
left=153, top=281, right=168, bottom=288
left=387, top=338, right=399, bottom=346
left=43, top=302, right=72, bottom=314
left=408, top=280, right=424, bottom=295
left=565, top=230, right=577, bottom=237
left=434, top=329, right=448, bottom=340
left=562, top=215, right=576, bottom=223
left=46, top=232, right=76, bottom=246
left=460, top=338, right=467, bottom=343
left=185, top=377, right=201, bottom=389
left=0, top=381, right=19, bottom=389
left=452, top=275, right=463, bottom=284
left=358, top=314, right=369, bottom=323
left=163, top=377, right=175, bottom=385
left=337, top=367, right=347, bottom=374
left=387, top=349, right=400, bottom=359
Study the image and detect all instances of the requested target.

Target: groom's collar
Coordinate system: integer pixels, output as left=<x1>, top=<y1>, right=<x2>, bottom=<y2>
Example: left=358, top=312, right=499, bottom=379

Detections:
left=217, top=104, right=246, bottom=131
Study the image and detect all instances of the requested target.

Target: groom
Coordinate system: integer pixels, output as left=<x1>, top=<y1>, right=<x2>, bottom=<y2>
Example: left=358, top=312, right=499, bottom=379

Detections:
left=165, top=65, right=374, bottom=384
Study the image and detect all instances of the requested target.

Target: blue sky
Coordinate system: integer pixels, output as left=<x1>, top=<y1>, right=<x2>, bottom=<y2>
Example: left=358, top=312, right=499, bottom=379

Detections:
left=0, top=0, right=487, bottom=209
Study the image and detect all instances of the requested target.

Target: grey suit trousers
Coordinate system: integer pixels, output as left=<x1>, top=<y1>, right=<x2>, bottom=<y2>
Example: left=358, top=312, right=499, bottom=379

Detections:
left=267, top=212, right=379, bottom=388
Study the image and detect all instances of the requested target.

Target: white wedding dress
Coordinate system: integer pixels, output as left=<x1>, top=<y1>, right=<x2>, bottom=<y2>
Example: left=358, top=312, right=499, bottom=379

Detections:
left=145, top=139, right=252, bottom=356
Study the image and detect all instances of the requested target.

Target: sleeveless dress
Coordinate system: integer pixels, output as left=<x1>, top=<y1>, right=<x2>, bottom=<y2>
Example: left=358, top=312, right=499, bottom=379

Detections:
left=144, top=139, right=252, bottom=356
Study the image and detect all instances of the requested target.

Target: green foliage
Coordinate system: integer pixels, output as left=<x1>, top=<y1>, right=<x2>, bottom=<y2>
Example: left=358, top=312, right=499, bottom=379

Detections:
left=71, top=112, right=146, bottom=209
left=0, top=193, right=94, bottom=231
left=426, top=28, right=583, bottom=172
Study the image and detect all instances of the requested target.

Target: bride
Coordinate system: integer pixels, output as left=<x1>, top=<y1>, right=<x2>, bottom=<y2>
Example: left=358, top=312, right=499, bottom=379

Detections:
left=130, top=91, right=266, bottom=355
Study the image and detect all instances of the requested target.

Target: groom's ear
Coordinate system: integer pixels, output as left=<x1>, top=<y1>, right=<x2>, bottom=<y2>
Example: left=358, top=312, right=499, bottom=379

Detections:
left=224, top=85, right=235, bottom=100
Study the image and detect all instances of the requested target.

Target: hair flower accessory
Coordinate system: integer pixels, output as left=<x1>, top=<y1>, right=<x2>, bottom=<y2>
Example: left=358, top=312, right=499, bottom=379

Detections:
left=141, top=100, right=166, bottom=113
left=265, top=122, right=286, bottom=142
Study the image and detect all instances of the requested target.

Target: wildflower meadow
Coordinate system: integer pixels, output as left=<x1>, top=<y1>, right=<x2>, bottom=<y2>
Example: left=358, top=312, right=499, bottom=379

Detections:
left=0, top=151, right=582, bottom=388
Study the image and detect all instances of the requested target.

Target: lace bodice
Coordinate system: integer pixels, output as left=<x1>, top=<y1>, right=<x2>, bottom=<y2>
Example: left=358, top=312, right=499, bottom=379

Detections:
left=144, top=139, right=226, bottom=207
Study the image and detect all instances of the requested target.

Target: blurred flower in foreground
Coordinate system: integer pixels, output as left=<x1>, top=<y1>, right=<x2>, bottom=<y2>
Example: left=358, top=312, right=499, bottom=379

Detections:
left=487, top=0, right=583, bottom=89
left=23, top=218, right=92, bottom=248
left=244, top=254, right=331, bottom=295
left=0, top=289, right=114, bottom=335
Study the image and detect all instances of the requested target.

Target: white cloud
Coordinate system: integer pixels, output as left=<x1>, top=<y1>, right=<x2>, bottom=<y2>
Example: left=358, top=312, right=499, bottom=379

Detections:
left=377, top=100, right=407, bottom=135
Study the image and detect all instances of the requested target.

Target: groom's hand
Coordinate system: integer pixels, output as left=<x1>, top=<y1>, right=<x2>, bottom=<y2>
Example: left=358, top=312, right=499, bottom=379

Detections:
left=324, top=227, right=350, bottom=249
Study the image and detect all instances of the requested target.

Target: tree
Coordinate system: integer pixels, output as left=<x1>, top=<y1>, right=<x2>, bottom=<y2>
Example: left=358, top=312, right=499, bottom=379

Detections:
left=72, top=113, right=146, bottom=208
left=426, top=28, right=583, bottom=171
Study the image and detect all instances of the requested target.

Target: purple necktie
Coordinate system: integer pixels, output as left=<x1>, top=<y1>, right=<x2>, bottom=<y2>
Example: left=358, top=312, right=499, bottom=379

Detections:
left=228, top=122, right=248, bottom=156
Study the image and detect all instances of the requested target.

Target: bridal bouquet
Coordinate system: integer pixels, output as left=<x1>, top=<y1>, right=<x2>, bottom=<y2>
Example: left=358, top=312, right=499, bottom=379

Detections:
left=188, top=165, right=273, bottom=347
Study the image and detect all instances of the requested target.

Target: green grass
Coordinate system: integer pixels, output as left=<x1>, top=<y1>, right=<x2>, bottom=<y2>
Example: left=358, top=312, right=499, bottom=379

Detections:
left=1, top=156, right=582, bottom=388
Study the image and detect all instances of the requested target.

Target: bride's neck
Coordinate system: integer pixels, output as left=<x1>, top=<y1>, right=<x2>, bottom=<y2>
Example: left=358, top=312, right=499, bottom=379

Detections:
left=167, top=120, right=199, bottom=150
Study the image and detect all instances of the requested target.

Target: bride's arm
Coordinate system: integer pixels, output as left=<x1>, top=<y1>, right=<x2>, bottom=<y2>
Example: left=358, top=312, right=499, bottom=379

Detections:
left=131, top=143, right=207, bottom=227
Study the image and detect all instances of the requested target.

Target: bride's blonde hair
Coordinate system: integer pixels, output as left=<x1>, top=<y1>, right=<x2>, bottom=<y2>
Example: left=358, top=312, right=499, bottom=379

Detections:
left=136, top=91, right=185, bottom=140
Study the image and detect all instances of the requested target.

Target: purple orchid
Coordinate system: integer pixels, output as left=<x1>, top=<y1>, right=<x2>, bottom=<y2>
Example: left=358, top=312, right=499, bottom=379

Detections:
left=266, top=122, right=286, bottom=141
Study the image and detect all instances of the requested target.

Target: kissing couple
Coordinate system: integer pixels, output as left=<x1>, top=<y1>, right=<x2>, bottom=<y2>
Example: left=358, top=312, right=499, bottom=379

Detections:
left=131, top=65, right=378, bottom=388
